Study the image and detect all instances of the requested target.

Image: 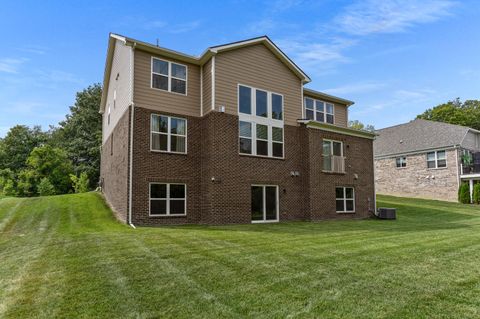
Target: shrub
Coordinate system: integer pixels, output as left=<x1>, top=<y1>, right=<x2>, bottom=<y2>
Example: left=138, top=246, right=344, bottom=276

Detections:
left=37, top=178, right=56, bottom=196
left=70, top=172, right=90, bottom=193
left=458, top=183, right=471, bottom=204
left=3, top=179, right=17, bottom=196
left=473, top=183, right=480, bottom=204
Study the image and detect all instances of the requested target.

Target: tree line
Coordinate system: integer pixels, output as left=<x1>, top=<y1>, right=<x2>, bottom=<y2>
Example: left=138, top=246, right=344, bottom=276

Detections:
left=0, top=84, right=102, bottom=196
left=0, top=84, right=478, bottom=198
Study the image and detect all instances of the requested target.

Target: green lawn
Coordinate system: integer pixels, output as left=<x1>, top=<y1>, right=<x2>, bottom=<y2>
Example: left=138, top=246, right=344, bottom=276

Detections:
left=1, top=193, right=480, bottom=318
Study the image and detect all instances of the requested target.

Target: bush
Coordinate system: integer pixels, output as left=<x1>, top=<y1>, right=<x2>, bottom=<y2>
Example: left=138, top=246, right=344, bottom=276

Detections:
left=458, top=183, right=471, bottom=204
left=3, top=179, right=17, bottom=196
left=37, top=178, right=56, bottom=196
left=17, top=169, right=38, bottom=197
left=70, top=172, right=90, bottom=193
left=473, top=183, right=480, bottom=204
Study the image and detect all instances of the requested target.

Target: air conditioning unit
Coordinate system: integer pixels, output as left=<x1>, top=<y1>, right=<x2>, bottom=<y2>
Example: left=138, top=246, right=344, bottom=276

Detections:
left=377, top=207, right=396, bottom=219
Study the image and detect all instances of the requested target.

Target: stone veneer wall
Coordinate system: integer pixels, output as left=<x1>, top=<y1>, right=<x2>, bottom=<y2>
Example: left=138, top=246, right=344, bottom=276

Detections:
left=375, top=149, right=460, bottom=202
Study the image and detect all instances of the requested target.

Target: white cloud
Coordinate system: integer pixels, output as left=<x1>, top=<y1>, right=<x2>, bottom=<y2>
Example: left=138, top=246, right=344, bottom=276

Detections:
left=323, top=82, right=386, bottom=95
left=335, top=0, right=456, bottom=36
left=168, top=20, right=202, bottom=34
left=0, top=58, right=27, bottom=74
left=278, top=38, right=356, bottom=70
left=143, top=20, right=167, bottom=30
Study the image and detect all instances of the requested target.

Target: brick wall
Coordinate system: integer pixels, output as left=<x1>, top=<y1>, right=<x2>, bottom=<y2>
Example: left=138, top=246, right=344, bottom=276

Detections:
left=126, top=106, right=375, bottom=226
left=100, top=106, right=130, bottom=222
left=375, top=149, right=460, bottom=202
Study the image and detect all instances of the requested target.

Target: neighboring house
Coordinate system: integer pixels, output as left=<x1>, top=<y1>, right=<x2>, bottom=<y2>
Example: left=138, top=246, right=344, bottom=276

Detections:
left=374, top=119, right=480, bottom=202
left=99, top=33, right=376, bottom=226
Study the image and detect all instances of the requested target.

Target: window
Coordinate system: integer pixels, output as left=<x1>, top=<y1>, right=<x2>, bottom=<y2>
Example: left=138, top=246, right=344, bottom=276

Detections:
left=251, top=185, right=278, bottom=222
left=238, top=85, right=283, bottom=120
left=151, top=114, right=187, bottom=153
left=427, top=150, right=446, bottom=169
left=238, top=85, right=284, bottom=158
left=239, top=121, right=283, bottom=158
left=396, top=157, right=407, bottom=168
left=304, top=97, right=334, bottom=124
left=151, top=58, right=187, bottom=94
left=322, top=140, right=344, bottom=172
left=336, top=187, right=355, bottom=213
left=150, top=183, right=186, bottom=216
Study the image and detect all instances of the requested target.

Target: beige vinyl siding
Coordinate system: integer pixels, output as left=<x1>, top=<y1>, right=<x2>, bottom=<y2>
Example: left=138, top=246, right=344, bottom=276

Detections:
left=202, top=58, right=212, bottom=116
left=103, top=39, right=133, bottom=144
left=334, top=104, right=348, bottom=128
left=461, top=131, right=480, bottom=150
left=215, top=44, right=302, bottom=126
left=133, top=49, right=201, bottom=117
left=304, top=93, right=349, bottom=128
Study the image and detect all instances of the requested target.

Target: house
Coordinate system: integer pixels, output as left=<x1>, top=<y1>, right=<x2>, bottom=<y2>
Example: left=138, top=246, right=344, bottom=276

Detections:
left=374, top=119, right=480, bottom=202
left=99, top=33, right=376, bottom=226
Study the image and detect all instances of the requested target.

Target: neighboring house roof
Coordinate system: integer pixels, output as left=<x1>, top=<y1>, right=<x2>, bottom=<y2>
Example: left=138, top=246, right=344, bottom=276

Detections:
left=101, top=33, right=316, bottom=113
left=374, top=119, right=478, bottom=158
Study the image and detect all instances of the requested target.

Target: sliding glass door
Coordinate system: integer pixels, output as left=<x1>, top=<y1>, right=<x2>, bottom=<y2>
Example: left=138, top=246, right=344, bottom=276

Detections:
left=251, top=185, right=278, bottom=223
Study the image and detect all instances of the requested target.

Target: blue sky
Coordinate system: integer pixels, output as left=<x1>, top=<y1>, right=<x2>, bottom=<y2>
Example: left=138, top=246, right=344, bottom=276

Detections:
left=0, top=0, right=479, bottom=136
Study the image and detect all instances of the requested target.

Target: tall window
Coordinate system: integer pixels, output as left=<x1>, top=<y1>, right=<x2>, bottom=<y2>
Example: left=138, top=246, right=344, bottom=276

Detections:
left=336, top=187, right=355, bottom=213
left=427, top=150, right=446, bottom=168
left=151, top=114, right=187, bottom=153
left=304, top=97, right=334, bottom=124
left=150, top=183, right=186, bottom=216
left=396, top=156, right=407, bottom=168
left=322, top=140, right=344, bottom=172
left=238, top=85, right=284, bottom=158
left=251, top=185, right=278, bottom=222
left=151, top=58, right=187, bottom=95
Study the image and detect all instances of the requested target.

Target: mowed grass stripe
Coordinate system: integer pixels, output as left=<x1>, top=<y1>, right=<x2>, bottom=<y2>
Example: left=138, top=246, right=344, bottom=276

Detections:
left=1, top=193, right=480, bottom=318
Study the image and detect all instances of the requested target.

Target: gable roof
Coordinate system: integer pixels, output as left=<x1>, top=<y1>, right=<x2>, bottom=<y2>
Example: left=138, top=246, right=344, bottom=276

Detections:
left=303, top=88, right=354, bottom=106
left=374, top=119, right=478, bottom=158
left=100, top=34, right=312, bottom=113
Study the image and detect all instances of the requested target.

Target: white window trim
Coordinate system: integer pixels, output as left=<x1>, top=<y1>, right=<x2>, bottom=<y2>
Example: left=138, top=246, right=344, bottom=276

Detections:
left=304, top=97, right=335, bottom=125
left=251, top=184, right=279, bottom=223
left=237, top=84, right=285, bottom=159
left=149, top=183, right=187, bottom=216
left=336, top=187, right=355, bottom=213
left=396, top=156, right=407, bottom=168
left=427, top=150, right=447, bottom=169
left=151, top=57, right=188, bottom=96
left=150, top=114, right=188, bottom=154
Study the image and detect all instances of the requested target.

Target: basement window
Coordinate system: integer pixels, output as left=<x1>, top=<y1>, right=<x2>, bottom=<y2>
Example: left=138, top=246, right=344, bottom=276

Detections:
left=150, top=183, right=186, bottom=216
left=336, top=187, right=355, bottom=213
left=151, top=57, right=187, bottom=95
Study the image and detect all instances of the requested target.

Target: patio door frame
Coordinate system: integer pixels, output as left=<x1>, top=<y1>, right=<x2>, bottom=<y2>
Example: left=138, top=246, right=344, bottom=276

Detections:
left=251, top=184, right=279, bottom=223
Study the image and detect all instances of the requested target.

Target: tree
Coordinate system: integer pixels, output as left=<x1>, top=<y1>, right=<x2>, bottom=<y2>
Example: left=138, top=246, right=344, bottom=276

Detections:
left=458, top=183, right=471, bottom=204
left=70, top=172, right=90, bottom=193
left=473, top=183, right=480, bottom=204
left=37, top=178, right=56, bottom=196
left=348, top=120, right=375, bottom=132
left=52, top=84, right=102, bottom=189
left=417, top=98, right=480, bottom=130
left=26, top=145, right=74, bottom=194
left=0, top=125, right=48, bottom=172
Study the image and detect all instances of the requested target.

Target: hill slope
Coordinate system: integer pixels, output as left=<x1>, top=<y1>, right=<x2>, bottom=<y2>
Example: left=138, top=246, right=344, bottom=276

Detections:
left=1, top=193, right=480, bottom=318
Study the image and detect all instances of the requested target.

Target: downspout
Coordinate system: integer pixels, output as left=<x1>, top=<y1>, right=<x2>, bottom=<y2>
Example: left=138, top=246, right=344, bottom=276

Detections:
left=128, top=104, right=135, bottom=229
left=372, top=142, right=377, bottom=216
left=455, top=145, right=460, bottom=190
left=128, top=42, right=136, bottom=229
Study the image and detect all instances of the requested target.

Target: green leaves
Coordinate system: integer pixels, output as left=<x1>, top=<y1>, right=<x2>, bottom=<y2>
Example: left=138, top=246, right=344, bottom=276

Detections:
left=417, top=98, right=480, bottom=130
